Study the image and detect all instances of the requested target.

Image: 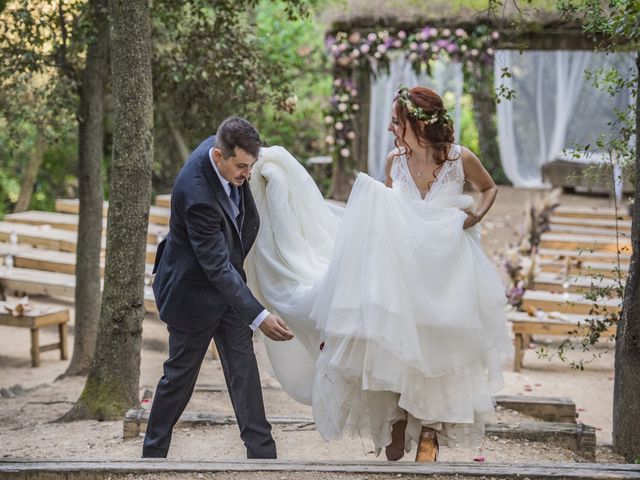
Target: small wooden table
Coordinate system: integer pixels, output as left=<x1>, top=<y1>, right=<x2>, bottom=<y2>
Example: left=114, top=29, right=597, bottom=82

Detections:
left=0, top=302, right=69, bottom=367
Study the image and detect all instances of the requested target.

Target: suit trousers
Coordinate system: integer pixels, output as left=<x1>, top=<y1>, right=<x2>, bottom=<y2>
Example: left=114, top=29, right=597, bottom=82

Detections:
left=142, top=310, right=276, bottom=459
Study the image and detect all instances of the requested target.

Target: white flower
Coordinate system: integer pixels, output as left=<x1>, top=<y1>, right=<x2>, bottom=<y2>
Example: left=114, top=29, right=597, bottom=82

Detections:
left=393, top=39, right=402, bottom=48
left=340, top=94, right=349, bottom=102
left=324, top=115, right=334, bottom=124
left=442, top=28, right=451, bottom=37
left=331, top=44, right=339, bottom=54
left=367, top=32, right=377, bottom=42
left=398, top=30, right=407, bottom=39
left=429, top=28, right=438, bottom=37
left=335, top=122, right=344, bottom=130
left=325, top=135, right=335, bottom=145
left=360, top=44, right=370, bottom=54
left=377, top=44, right=387, bottom=54
left=487, top=47, right=495, bottom=56
left=350, top=89, right=358, bottom=96
left=352, top=104, right=360, bottom=111
left=408, top=52, right=418, bottom=62
left=333, top=79, right=342, bottom=87
left=409, top=42, right=418, bottom=51
left=421, top=42, right=430, bottom=50
left=346, top=131, right=356, bottom=140
left=351, top=49, right=360, bottom=58
left=460, top=45, right=468, bottom=52
left=340, top=148, right=350, bottom=157
left=338, top=103, right=348, bottom=112
left=374, top=51, right=382, bottom=58
left=470, top=48, right=479, bottom=57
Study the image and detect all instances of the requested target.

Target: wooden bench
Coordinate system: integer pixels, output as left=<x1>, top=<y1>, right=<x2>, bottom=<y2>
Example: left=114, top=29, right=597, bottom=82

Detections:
left=550, top=214, right=631, bottom=232
left=539, top=257, right=628, bottom=278
left=553, top=205, right=631, bottom=221
left=522, top=289, right=621, bottom=315
left=508, top=310, right=617, bottom=372
left=55, top=199, right=171, bottom=226
left=532, top=272, right=621, bottom=295
left=0, top=301, right=69, bottom=367
left=538, top=247, right=631, bottom=264
left=539, top=232, right=632, bottom=253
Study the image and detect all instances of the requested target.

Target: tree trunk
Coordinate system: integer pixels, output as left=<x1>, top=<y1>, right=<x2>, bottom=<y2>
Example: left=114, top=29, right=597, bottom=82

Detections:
left=612, top=51, right=640, bottom=462
left=62, top=0, right=109, bottom=377
left=468, top=60, right=508, bottom=185
left=60, top=0, right=153, bottom=421
left=13, top=128, right=45, bottom=212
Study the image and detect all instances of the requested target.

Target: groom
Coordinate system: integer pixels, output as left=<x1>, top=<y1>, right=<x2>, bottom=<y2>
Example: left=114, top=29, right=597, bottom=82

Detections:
left=143, top=116, right=294, bottom=459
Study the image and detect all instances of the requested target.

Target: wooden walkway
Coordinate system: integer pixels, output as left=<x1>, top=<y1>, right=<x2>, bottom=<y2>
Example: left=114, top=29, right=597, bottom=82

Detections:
left=2, top=460, right=638, bottom=479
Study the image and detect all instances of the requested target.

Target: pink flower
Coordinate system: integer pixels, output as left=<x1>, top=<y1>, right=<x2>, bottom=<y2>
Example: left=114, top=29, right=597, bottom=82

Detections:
left=367, top=32, right=377, bottom=42
left=455, top=28, right=467, bottom=37
left=409, top=42, right=418, bottom=51
left=397, top=30, right=407, bottom=39
left=441, top=28, right=451, bottom=37
left=340, top=148, right=350, bottom=157
left=492, top=31, right=500, bottom=40
left=360, top=44, right=371, bottom=54
left=348, top=32, right=361, bottom=43
left=376, top=44, right=387, bottom=54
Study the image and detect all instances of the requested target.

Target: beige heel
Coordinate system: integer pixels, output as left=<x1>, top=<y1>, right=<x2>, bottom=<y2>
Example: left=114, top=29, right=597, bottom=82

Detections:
left=415, top=427, right=439, bottom=462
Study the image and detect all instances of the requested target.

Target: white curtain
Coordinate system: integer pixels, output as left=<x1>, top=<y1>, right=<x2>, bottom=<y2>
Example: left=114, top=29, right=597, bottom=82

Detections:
left=495, top=50, right=635, bottom=187
left=367, top=55, right=464, bottom=181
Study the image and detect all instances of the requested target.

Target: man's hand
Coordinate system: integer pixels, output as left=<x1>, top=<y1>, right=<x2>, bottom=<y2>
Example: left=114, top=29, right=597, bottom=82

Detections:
left=462, top=209, right=479, bottom=229
left=259, top=314, right=294, bottom=341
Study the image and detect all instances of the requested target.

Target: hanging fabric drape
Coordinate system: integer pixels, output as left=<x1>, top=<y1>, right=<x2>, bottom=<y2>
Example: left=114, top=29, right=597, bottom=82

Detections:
left=494, top=50, right=635, bottom=188
left=368, top=55, right=464, bottom=181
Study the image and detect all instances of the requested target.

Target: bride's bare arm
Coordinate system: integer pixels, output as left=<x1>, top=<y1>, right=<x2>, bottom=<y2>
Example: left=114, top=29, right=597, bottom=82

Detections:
left=460, top=147, right=497, bottom=228
left=385, top=151, right=395, bottom=187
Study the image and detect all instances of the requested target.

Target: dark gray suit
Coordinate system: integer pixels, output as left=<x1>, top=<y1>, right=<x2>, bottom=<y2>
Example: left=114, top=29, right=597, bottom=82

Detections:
left=143, top=136, right=276, bottom=458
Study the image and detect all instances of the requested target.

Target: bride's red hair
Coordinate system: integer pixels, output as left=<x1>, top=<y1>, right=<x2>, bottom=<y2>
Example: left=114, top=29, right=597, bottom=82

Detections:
left=393, top=87, right=456, bottom=166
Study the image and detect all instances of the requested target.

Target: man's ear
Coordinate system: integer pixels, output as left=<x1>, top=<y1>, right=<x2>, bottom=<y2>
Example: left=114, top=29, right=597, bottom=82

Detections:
left=212, top=148, right=224, bottom=164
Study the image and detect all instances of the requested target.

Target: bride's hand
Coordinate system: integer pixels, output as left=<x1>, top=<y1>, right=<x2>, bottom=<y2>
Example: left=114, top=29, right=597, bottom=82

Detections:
left=462, top=209, right=479, bottom=229
left=259, top=314, right=295, bottom=341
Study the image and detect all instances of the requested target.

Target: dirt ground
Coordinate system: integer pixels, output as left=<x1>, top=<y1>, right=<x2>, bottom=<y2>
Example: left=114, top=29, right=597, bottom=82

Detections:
left=0, top=186, right=626, bottom=465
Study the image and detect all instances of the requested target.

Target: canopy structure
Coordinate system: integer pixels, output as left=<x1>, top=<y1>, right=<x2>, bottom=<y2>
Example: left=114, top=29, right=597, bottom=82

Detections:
left=324, top=7, right=632, bottom=199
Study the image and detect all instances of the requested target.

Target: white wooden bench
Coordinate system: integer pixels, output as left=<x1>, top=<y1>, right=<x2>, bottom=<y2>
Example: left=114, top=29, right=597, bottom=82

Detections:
left=508, top=310, right=616, bottom=372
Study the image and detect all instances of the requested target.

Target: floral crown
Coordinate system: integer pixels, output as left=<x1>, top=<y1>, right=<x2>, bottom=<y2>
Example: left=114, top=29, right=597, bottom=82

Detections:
left=395, top=86, right=451, bottom=126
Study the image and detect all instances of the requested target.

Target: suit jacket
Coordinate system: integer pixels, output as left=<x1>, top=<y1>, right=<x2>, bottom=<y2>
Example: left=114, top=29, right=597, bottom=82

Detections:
left=152, top=136, right=263, bottom=332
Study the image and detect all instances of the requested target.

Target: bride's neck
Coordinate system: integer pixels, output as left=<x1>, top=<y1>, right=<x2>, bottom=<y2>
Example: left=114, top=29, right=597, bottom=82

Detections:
left=407, top=146, right=437, bottom=165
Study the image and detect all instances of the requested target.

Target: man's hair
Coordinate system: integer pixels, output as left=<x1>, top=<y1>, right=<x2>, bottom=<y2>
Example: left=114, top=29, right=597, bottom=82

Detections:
left=215, top=116, right=261, bottom=159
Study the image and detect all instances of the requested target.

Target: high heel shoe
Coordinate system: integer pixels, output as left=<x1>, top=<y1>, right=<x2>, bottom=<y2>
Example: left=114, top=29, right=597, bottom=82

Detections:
left=385, top=419, right=407, bottom=461
left=415, top=427, right=439, bottom=462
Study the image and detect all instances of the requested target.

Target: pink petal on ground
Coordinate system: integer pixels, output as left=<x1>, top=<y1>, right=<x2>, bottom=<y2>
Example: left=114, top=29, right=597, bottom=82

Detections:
left=473, top=456, right=485, bottom=462
left=534, top=383, right=542, bottom=387
left=577, top=408, right=586, bottom=412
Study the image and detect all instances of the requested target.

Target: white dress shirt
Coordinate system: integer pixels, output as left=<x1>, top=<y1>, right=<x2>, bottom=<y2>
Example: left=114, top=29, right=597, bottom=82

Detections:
left=209, top=148, right=268, bottom=331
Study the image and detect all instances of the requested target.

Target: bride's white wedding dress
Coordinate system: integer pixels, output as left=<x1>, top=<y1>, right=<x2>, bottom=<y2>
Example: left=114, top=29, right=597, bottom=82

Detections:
left=246, top=145, right=512, bottom=454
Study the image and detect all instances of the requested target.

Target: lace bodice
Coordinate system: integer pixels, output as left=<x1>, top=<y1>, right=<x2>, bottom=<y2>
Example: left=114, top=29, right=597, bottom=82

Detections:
left=390, top=144, right=465, bottom=201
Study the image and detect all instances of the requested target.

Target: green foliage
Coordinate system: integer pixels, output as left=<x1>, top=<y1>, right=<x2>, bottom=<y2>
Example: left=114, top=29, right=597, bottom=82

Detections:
left=458, top=94, right=480, bottom=156
left=253, top=0, right=332, bottom=161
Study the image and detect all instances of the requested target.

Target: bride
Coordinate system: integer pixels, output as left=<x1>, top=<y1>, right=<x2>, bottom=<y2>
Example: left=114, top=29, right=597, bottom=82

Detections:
left=246, top=86, right=512, bottom=462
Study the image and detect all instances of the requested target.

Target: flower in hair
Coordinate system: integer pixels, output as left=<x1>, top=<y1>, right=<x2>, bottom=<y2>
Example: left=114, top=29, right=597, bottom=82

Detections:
left=396, top=86, right=451, bottom=126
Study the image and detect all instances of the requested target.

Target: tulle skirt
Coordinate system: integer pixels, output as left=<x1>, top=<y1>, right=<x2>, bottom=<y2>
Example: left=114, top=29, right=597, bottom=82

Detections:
left=246, top=146, right=513, bottom=453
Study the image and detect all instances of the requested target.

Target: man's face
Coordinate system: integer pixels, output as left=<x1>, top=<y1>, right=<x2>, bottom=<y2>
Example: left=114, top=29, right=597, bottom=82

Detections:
left=213, top=147, right=257, bottom=187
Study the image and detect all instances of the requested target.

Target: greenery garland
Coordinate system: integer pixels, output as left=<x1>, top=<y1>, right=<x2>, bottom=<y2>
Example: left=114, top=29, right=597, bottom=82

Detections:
left=324, top=24, right=500, bottom=163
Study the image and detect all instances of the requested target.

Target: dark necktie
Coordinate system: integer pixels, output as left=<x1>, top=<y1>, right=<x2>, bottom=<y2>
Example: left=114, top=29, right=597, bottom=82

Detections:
left=229, top=185, right=240, bottom=209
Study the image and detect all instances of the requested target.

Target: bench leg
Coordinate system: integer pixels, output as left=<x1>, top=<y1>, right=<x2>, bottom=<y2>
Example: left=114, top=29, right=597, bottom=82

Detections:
left=514, top=333, right=524, bottom=372
left=58, top=322, right=68, bottom=360
left=30, top=328, right=40, bottom=367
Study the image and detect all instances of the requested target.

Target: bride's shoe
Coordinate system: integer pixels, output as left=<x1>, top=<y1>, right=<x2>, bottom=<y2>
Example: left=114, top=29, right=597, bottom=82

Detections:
left=385, top=419, right=407, bottom=461
left=415, top=427, right=439, bottom=462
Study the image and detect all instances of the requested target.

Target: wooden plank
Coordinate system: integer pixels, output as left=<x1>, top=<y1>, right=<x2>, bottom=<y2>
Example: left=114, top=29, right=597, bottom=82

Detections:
left=2, top=460, right=640, bottom=480
left=548, top=223, right=632, bottom=238
left=539, top=233, right=631, bottom=253
left=539, top=258, right=628, bottom=278
left=550, top=215, right=631, bottom=231
left=532, top=272, right=621, bottom=295
left=155, top=193, right=171, bottom=208
left=494, top=394, right=576, bottom=423
left=522, top=290, right=621, bottom=315
left=0, top=268, right=157, bottom=314
left=538, top=247, right=631, bottom=264
left=122, top=409, right=596, bottom=459
left=55, top=199, right=171, bottom=227
left=55, top=199, right=109, bottom=216
left=553, top=205, right=631, bottom=221
left=0, top=222, right=80, bottom=253
left=5, top=210, right=169, bottom=244
left=0, top=302, right=69, bottom=328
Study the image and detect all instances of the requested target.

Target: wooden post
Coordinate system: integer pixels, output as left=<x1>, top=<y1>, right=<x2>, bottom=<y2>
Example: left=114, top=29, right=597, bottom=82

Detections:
left=30, top=328, right=40, bottom=367
left=59, top=321, right=69, bottom=360
left=514, top=333, right=523, bottom=372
